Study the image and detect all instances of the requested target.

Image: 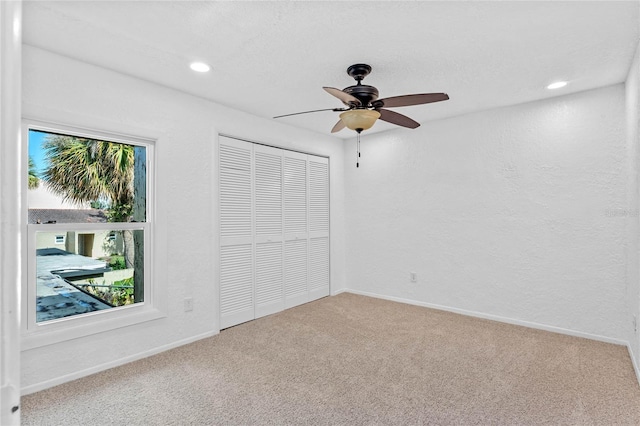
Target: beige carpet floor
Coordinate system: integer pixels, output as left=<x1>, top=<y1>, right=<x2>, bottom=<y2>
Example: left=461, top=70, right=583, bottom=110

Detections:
left=21, top=293, right=640, bottom=425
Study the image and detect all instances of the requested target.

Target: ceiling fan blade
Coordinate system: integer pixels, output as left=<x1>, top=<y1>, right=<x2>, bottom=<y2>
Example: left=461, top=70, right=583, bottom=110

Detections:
left=323, top=87, right=362, bottom=106
left=331, top=119, right=345, bottom=133
left=376, top=93, right=449, bottom=108
left=273, top=108, right=344, bottom=119
left=378, top=108, right=420, bottom=129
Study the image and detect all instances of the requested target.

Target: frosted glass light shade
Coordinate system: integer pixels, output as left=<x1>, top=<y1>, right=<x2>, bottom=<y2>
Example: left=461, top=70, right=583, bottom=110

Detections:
left=339, top=109, right=381, bottom=131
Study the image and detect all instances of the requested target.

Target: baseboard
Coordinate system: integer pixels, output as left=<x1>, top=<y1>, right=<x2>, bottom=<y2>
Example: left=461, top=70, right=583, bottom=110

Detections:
left=21, top=330, right=219, bottom=395
left=345, top=289, right=629, bottom=346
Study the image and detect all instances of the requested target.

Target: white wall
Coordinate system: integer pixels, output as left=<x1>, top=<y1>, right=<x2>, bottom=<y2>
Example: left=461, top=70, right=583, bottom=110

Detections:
left=345, top=84, right=629, bottom=342
left=1, top=1, right=22, bottom=423
left=626, top=39, right=640, bottom=378
left=21, top=45, right=346, bottom=392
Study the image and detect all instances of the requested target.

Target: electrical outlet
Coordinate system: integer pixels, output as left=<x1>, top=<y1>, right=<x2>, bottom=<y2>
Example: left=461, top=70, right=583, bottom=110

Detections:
left=184, top=297, right=193, bottom=312
left=410, top=272, right=417, bottom=283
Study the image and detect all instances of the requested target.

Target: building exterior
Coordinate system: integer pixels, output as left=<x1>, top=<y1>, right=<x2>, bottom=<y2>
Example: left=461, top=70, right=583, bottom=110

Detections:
left=29, top=209, right=124, bottom=259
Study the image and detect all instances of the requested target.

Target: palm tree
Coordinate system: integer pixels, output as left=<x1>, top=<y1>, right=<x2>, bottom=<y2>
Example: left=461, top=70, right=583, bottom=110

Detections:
left=43, top=136, right=134, bottom=219
left=28, top=156, right=40, bottom=189
left=43, top=135, right=136, bottom=267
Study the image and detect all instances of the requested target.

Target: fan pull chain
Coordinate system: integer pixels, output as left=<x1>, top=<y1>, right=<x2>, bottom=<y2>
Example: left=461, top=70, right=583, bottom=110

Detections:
left=356, top=130, right=361, bottom=168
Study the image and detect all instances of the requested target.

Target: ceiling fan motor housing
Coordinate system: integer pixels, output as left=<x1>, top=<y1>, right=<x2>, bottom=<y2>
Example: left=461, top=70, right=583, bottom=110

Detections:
left=344, top=64, right=379, bottom=106
left=343, top=84, right=379, bottom=106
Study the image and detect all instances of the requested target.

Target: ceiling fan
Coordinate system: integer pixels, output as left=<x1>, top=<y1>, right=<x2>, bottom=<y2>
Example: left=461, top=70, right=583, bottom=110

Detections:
left=274, top=63, right=450, bottom=135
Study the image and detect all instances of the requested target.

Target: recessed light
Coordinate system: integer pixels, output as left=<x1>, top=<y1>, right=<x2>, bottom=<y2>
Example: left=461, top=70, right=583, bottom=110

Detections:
left=547, top=81, right=567, bottom=90
left=190, top=62, right=210, bottom=73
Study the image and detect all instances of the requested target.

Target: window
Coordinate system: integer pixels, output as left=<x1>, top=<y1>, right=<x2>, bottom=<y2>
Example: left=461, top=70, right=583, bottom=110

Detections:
left=24, top=120, right=159, bottom=345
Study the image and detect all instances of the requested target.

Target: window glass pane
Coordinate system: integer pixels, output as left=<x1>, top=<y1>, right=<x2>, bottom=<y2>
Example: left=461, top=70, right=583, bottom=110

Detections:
left=28, top=129, right=146, bottom=223
left=35, top=229, right=144, bottom=323
left=28, top=126, right=149, bottom=326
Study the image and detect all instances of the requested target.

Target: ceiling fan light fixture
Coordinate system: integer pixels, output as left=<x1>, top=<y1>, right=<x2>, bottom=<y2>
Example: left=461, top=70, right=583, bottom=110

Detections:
left=339, top=109, right=380, bottom=132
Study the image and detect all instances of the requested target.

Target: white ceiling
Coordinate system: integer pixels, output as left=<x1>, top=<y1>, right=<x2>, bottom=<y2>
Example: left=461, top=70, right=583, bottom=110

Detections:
left=23, top=1, right=640, bottom=138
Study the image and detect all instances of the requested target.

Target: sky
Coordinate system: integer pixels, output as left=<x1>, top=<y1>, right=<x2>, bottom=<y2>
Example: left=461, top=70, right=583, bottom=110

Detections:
left=28, top=129, right=48, bottom=175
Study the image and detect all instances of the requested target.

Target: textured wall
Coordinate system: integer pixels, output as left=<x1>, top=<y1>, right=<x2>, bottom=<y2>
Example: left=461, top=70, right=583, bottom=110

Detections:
left=345, top=84, right=628, bottom=341
left=626, top=39, right=640, bottom=374
left=21, top=46, right=346, bottom=392
left=1, top=1, right=23, bottom=422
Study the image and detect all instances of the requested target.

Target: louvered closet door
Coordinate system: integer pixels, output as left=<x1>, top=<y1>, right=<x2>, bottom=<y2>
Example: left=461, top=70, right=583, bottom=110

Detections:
left=283, top=151, right=309, bottom=308
left=219, top=137, right=254, bottom=329
left=254, top=144, right=284, bottom=318
left=219, top=137, right=330, bottom=329
left=308, top=156, right=330, bottom=300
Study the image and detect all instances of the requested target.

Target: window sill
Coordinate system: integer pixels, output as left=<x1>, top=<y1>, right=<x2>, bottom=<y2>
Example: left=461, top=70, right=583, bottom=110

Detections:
left=21, top=306, right=166, bottom=351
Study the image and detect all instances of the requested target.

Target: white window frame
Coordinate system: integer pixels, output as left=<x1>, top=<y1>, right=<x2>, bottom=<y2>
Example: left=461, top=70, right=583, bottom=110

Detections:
left=22, top=119, right=164, bottom=350
left=54, top=235, right=65, bottom=244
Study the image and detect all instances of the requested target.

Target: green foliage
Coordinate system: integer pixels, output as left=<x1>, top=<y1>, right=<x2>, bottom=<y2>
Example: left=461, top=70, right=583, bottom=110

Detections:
left=28, top=156, right=40, bottom=189
left=115, top=277, right=134, bottom=286
left=106, top=203, right=133, bottom=223
left=84, top=277, right=134, bottom=307
left=90, top=199, right=109, bottom=209
left=108, top=255, right=126, bottom=270
left=85, top=286, right=134, bottom=306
